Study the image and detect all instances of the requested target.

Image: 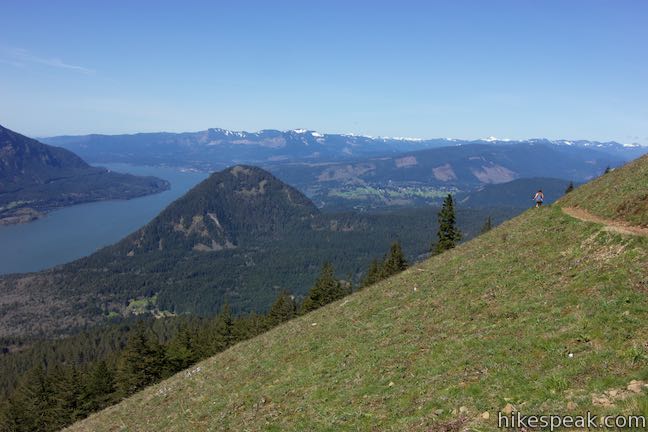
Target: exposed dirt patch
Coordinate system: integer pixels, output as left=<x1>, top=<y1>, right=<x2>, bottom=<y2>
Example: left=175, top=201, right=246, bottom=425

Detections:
left=394, top=155, right=418, bottom=168
left=470, top=164, right=516, bottom=184
left=591, top=380, right=647, bottom=407
left=563, top=207, right=648, bottom=237
left=0, top=207, right=45, bottom=225
left=173, top=215, right=210, bottom=238
left=432, top=163, right=457, bottom=181
left=317, top=163, right=375, bottom=182
left=229, top=165, right=253, bottom=177
left=426, top=415, right=468, bottom=432
left=192, top=240, right=235, bottom=252
left=236, top=179, right=269, bottom=196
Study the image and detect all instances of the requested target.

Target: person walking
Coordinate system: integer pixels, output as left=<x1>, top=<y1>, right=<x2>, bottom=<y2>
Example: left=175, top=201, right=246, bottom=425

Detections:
left=533, top=190, right=544, bottom=208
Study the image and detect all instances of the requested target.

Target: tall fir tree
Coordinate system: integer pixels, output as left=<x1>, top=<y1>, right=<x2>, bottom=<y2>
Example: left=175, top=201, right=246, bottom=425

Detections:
left=361, top=259, right=383, bottom=288
left=49, top=365, right=83, bottom=428
left=381, top=241, right=408, bottom=278
left=195, top=304, right=236, bottom=358
left=232, top=312, right=266, bottom=341
left=433, top=194, right=461, bottom=254
left=266, top=291, right=298, bottom=327
left=81, top=360, right=116, bottom=413
left=165, top=325, right=198, bottom=374
left=564, top=181, right=574, bottom=194
left=480, top=216, right=493, bottom=234
left=212, top=303, right=235, bottom=351
left=116, top=326, right=166, bottom=397
left=2, top=364, right=56, bottom=432
left=300, top=262, right=348, bottom=313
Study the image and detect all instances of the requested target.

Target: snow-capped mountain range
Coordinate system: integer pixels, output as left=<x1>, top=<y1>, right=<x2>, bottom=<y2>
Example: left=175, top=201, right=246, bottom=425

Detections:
left=41, top=127, right=646, bottom=170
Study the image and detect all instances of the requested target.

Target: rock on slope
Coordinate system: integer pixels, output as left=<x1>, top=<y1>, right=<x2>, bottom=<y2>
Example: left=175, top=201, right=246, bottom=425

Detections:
left=66, top=157, right=648, bottom=430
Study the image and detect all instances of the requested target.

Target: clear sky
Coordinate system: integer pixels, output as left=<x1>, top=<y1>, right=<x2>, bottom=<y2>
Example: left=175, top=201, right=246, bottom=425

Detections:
left=0, top=0, right=646, bottom=144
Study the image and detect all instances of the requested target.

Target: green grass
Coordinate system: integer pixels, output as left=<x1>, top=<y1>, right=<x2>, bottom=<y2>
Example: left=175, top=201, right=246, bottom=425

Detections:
left=559, top=154, right=648, bottom=227
left=67, top=160, right=648, bottom=431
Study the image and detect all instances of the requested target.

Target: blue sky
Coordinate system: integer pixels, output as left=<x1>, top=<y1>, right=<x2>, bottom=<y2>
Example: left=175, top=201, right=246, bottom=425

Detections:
left=0, top=0, right=646, bottom=144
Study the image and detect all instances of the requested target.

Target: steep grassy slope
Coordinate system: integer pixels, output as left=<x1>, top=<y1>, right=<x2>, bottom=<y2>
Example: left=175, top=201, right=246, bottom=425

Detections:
left=560, top=154, right=648, bottom=227
left=68, top=163, right=648, bottom=431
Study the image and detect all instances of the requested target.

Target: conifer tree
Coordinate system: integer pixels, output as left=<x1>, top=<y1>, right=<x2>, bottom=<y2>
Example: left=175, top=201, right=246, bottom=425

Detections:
left=49, top=365, right=83, bottom=428
left=3, top=364, right=55, bottom=432
left=381, top=241, right=408, bottom=278
left=361, top=259, right=383, bottom=288
left=116, top=326, right=166, bottom=397
left=564, top=181, right=574, bottom=194
left=480, top=216, right=493, bottom=234
left=165, top=325, right=198, bottom=374
left=301, top=262, right=348, bottom=313
left=433, top=194, right=461, bottom=254
left=212, top=303, right=235, bottom=350
left=82, top=360, right=116, bottom=413
left=266, top=291, right=297, bottom=327
left=196, top=304, right=236, bottom=357
left=232, top=312, right=265, bottom=341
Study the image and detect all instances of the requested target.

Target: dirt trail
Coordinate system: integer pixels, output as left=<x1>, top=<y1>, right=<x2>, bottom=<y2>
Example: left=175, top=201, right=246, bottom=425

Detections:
left=562, top=207, right=648, bottom=237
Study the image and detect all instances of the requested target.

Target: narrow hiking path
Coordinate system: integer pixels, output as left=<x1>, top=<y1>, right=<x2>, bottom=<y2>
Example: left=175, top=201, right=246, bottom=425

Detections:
left=562, top=206, right=648, bottom=237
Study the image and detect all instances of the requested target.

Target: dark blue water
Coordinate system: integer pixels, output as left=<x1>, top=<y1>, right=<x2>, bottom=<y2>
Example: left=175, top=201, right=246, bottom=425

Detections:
left=0, top=164, right=208, bottom=275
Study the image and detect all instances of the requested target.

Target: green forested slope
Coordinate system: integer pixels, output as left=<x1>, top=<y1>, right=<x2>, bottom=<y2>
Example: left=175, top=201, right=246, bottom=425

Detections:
left=67, top=159, right=648, bottom=431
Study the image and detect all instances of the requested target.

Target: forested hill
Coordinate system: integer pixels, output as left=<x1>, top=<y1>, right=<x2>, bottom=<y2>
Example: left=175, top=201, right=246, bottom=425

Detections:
left=113, top=165, right=319, bottom=254
left=0, top=164, right=513, bottom=340
left=0, top=124, right=88, bottom=188
left=0, top=124, right=169, bottom=224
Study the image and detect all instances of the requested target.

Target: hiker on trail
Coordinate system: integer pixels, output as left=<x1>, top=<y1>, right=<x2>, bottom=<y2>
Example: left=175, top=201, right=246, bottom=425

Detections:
left=533, top=190, right=544, bottom=208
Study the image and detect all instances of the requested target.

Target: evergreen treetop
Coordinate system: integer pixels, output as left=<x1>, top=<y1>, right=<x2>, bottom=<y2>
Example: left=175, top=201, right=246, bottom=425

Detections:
left=480, top=216, right=493, bottom=234
left=382, top=241, right=408, bottom=278
left=300, top=262, right=348, bottom=314
left=433, top=194, right=461, bottom=254
left=564, top=181, right=574, bottom=194
left=267, top=291, right=297, bottom=327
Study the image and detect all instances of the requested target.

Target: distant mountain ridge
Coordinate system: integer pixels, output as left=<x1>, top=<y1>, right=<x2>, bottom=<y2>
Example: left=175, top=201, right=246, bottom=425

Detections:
left=269, top=142, right=624, bottom=210
left=42, top=127, right=647, bottom=169
left=41, top=127, right=636, bottom=211
left=0, top=124, right=170, bottom=224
